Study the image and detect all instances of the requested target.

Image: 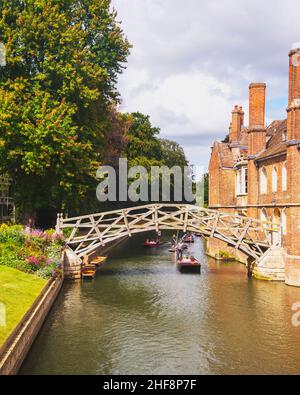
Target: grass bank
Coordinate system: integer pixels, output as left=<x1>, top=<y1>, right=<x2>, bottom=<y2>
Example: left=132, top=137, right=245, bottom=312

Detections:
left=0, top=266, right=47, bottom=347
left=0, top=224, right=66, bottom=347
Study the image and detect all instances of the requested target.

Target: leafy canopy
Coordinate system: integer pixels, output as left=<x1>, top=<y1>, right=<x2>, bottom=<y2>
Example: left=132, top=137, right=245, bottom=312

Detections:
left=0, top=0, right=130, bottom=221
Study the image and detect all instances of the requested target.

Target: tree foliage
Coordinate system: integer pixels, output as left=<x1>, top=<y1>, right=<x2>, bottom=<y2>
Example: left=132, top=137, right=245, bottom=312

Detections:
left=159, top=138, right=188, bottom=169
left=124, top=112, right=163, bottom=170
left=0, top=0, right=130, bottom=223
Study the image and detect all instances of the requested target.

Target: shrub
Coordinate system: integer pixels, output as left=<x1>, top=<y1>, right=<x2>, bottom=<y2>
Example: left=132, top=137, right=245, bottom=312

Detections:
left=36, top=265, right=56, bottom=279
left=0, top=224, right=63, bottom=278
left=0, top=224, right=25, bottom=244
left=62, top=227, right=76, bottom=239
left=218, top=250, right=233, bottom=259
left=45, top=228, right=56, bottom=236
left=27, top=255, right=52, bottom=271
left=46, top=244, right=62, bottom=264
left=0, top=246, right=31, bottom=272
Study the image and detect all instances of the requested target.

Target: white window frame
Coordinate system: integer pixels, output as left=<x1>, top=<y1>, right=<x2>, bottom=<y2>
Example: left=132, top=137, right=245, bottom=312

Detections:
left=282, top=163, right=287, bottom=192
left=260, top=167, right=267, bottom=194
left=272, top=166, right=278, bottom=192
left=236, top=166, right=248, bottom=196
left=261, top=208, right=268, bottom=229
left=282, top=208, right=287, bottom=235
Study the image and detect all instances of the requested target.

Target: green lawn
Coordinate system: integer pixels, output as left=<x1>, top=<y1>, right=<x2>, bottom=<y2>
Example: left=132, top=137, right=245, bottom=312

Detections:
left=0, top=266, right=47, bottom=347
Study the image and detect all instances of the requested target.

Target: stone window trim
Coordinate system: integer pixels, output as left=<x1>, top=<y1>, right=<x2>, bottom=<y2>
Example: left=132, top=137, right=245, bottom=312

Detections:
left=272, top=165, right=278, bottom=193
left=282, top=208, right=287, bottom=235
left=282, top=162, right=287, bottom=192
left=260, top=166, right=268, bottom=195
left=235, top=166, right=248, bottom=196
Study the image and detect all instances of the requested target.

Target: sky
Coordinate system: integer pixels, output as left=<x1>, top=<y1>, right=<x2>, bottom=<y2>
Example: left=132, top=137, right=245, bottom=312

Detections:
left=111, top=0, right=300, bottom=171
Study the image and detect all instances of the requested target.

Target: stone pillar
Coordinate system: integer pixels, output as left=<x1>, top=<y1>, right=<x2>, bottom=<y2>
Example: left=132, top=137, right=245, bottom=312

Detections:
left=285, top=44, right=300, bottom=287
left=63, top=248, right=82, bottom=280
left=247, top=83, right=267, bottom=219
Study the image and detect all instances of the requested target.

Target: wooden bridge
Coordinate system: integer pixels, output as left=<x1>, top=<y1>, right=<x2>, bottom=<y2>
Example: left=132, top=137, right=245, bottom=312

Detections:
left=56, top=204, right=281, bottom=262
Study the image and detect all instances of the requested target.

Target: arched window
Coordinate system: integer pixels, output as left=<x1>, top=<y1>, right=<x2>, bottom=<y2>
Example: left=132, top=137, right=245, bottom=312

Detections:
left=261, top=208, right=268, bottom=230
left=261, top=208, right=267, bottom=222
left=260, top=167, right=267, bottom=194
left=235, top=167, right=248, bottom=196
left=272, top=166, right=278, bottom=192
left=282, top=163, right=287, bottom=191
left=282, top=208, right=287, bottom=235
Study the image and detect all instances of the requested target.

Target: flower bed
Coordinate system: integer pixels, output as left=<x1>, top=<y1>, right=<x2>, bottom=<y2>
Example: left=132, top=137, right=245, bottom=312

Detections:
left=0, top=224, right=65, bottom=279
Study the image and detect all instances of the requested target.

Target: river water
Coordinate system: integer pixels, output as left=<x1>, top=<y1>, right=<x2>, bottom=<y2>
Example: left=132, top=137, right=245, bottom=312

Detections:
left=20, top=235, right=300, bottom=375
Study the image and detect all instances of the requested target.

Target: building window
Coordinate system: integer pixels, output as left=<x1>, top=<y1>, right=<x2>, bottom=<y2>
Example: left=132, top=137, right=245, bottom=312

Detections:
left=282, top=130, right=287, bottom=142
left=282, top=208, right=287, bottom=235
left=261, top=208, right=268, bottom=229
left=236, top=167, right=248, bottom=195
left=282, top=163, right=287, bottom=191
left=260, top=167, right=267, bottom=194
left=272, top=166, right=278, bottom=192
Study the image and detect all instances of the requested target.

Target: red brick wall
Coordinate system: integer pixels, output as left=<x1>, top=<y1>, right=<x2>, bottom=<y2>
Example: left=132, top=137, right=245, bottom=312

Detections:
left=256, top=157, right=288, bottom=206
left=285, top=48, right=300, bottom=286
left=208, top=145, right=236, bottom=208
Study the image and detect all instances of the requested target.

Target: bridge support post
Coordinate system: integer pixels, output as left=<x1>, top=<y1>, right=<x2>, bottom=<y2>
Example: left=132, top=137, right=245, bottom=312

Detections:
left=246, top=257, right=255, bottom=278
left=55, top=213, right=63, bottom=235
left=252, top=247, right=285, bottom=281
left=63, top=248, right=82, bottom=280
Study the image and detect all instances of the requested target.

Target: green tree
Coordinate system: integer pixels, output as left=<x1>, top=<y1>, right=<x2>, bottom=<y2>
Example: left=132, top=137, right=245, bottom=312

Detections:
left=0, top=0, right=130, bottom=224
left=122, top=113, right=190, bottom=204
left=124, top=112, right=163, bottom=169
left=159, top=138, right=188, bottom=169
left=195, top=172, right=209, bottom=207
left=204, top=172, right=209, bottom=207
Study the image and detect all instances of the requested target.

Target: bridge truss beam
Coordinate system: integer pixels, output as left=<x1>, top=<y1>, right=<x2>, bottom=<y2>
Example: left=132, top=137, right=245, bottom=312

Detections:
left=56, top=204, right=281, bottom=261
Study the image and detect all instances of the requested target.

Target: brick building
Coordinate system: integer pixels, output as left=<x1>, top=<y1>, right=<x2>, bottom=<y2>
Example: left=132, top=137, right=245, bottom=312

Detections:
left=208, top=45, right=300, bottom=287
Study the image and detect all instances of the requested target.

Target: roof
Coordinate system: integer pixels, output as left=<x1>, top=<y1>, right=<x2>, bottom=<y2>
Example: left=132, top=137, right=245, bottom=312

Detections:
left=216, top=142, right=234, bottom=168
left=211, top=119, right=287, bottom=169
left=256, top=119, right=287, bottom=161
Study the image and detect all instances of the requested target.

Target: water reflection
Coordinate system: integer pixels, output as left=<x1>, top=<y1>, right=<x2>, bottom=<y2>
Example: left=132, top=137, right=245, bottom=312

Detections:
left=20, top=235, right=300, bottom=375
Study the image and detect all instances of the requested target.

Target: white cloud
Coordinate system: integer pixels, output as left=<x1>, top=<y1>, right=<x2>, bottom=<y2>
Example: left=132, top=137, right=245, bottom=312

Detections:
left=120, top=70, right=233, bottom=137
left=112, top=0, right=300, bottom=168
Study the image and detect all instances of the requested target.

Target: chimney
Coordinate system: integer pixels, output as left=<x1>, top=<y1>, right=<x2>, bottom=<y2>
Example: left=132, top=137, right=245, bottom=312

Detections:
left=248, top=83, right=266, bottom=155
left=249, top=83, right=266, bottom=129
left=239, top=106, right=244, bottom=127
left=230, top=105, right=243, bottom=143
left=287, top=44, right=300, bottom=140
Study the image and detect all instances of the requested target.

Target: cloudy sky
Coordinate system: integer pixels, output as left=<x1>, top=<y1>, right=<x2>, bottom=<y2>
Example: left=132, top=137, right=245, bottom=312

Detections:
left=112, top=0, right=299, bottom=171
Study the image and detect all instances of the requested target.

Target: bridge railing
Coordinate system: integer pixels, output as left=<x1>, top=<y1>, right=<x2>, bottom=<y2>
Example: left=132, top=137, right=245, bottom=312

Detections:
left=56, top=204, right=281, bottom=259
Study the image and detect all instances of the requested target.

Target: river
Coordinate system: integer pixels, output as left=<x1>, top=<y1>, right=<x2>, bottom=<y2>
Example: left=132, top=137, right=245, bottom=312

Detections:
left=20, top=234, right=300, bottom=375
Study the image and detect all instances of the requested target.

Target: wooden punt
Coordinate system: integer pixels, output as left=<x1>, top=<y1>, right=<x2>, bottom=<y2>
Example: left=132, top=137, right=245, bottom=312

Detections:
left=144, top=241, right=161, bottom=247
left=182, top=235, right=195, bottom=243
left=177, top=257, right=201, bottom=273
left=82, top=264, right=97, bottom=279
left=90, top=256, right=107, bottom=266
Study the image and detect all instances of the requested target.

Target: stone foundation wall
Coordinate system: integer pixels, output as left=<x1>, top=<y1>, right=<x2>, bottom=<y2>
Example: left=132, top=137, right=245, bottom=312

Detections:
left=253, top=247, right=285, bottom=281
left=206, top=237, right=248, bottom=264
left=0, top=276, right=63, bottom=375
left=63, top=248, right=82, bottom=280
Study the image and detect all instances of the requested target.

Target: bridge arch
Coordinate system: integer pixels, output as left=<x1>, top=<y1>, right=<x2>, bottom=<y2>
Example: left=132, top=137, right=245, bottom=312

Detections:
left=56, top=204, right=280, bottom=262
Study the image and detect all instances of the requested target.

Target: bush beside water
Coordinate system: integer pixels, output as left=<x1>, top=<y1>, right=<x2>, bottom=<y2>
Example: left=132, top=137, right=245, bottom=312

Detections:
left=0, top=224, right=64, bottom=279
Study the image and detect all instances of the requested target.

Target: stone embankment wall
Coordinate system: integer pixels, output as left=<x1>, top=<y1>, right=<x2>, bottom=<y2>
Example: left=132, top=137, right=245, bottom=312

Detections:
left=0, top=276, right=63, bottom=375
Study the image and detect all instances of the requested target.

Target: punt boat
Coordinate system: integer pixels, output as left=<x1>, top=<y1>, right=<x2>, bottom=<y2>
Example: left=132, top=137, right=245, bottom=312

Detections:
left=177, top=257, right=201, bottom=273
